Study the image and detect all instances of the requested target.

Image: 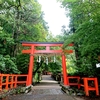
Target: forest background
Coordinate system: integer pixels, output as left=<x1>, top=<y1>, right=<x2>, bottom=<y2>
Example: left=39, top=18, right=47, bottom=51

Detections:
left=0, top=0, right=100, bottom=83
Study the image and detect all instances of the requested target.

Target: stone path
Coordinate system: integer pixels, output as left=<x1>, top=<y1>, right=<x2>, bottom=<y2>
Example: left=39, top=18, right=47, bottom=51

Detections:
left=6, top=75, right=77, bottom=100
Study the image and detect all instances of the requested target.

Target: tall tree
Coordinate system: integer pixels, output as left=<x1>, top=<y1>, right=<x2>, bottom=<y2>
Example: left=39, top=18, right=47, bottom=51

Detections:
left=58, top=0, right=100, bottom=76
left=0, top=0, right=49, bottom=74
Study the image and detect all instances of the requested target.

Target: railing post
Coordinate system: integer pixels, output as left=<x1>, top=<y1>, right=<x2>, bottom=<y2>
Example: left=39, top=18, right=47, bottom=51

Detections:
left=26, top=75, right=28, bottom=86
left=94, top=78, right=99, bottom=95
left=13, top=75, right=16, bottom=88
left=83, top=78, right=89, bottom=96
left=10, top=75, right=13, bottom=89
left=6, top=75, right=9, bottom=90
left=78, top=77, right=81, bottom=89
left=0, top=73, right=2, bottom=90
left=0, top=74, right=31, bottom=90
left=82, top=77, right=99, bottom=96
left=14, top=75, right=17, bottom=88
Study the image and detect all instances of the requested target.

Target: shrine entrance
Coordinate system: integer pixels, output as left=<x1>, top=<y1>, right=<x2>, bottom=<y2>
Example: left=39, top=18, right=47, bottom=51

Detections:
left=21, top=41, right=73, bottom=86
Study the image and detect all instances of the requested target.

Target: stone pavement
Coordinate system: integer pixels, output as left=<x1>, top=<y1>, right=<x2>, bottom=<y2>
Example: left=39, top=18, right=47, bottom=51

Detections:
left=5, top=75, right=81, bottom=100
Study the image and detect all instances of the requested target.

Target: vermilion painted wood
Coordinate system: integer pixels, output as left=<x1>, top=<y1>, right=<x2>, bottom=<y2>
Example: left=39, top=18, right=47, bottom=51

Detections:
left=22, top=43, right=73, bottom=47
left=94, top=78, right=99, bottom=96
left=68, top=43, right=74, bottom=46
left=62, top=55, right=68, bottom=85
left=22, top=43, right=63, bottom=47
left=0, top=74, right=28, bottom=90
left=10, top=75, right=13, bottom=88
left=33, top=50, right=62, bottom=53
left=27, top=45, right=34, bottom=86
left=64, top=50, right=73, bottom=53
left=46, top=46, right=50, bottom=51
left=22, top=50, right=31, bottom=53
left=21, top=42, right=73, bottom=86
left=6, top=76, right=9, bottom=90
left=81, top=78, right=99, bottom=96
left=68, top=76, right=80, bottom=89
left=0, top=73, right=2, bottom=90
left=22, top=50, right=73, bottom=54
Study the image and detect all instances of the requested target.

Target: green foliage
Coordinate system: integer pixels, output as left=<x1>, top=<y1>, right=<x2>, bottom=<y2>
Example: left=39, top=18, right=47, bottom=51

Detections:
left=59, top=0, right=100, bottom=77
left=0, top=28, right=20, bottom=73
left=0, top=55, right=20, bottom=74
left=16, top=54, right=29, bottom=74
left=0, top=0, right=49, bottom=74
left=67, top=54, right=77, bottom=75
left=0, top=29, right=14, bottom=55
left=48, top=62, right=61, bottom=72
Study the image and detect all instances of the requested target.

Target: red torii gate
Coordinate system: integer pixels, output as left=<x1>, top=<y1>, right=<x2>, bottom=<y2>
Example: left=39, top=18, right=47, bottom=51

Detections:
left=21, top=41, right=73, bottom=86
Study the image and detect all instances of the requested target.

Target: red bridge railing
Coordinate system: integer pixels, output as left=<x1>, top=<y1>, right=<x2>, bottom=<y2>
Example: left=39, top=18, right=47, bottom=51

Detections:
left=0, top=74, right=28, bottom=90
left=67, top=76, right=99, bottom=96
left=80, top=77, right=99, bottom=96
left=68, top=76, right=80, bottom=89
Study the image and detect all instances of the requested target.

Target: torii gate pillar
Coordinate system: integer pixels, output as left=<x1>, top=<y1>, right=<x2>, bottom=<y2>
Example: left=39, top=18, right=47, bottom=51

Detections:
left=62, top=54, right=68, bottom=85
left=27, top=45, right=34, bottom=86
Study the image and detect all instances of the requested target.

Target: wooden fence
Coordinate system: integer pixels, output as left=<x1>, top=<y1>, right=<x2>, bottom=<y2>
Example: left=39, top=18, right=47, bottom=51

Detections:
left=0, top=74, right=28, bottom=90
left=68, top=76, right=80, bottom=89
left=67, top=76, right=99, bottom=96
